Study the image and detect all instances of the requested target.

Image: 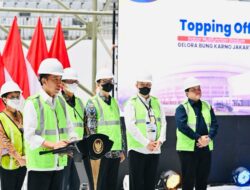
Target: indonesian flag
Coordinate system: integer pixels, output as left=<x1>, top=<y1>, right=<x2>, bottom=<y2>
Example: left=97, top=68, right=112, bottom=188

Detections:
left=27, top=17, right=49, bottom=75
left=49, top=18, right=71, bottom=68
left=26, top=17, right=49, bottom=95
left=0, top=53, right=5, bottom=111
left=2, top=17, right=30, bottom=98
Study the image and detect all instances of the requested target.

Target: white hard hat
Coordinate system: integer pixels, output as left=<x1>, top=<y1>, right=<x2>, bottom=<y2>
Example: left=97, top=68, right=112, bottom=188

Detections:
left=95, top=68, right=114, bottom=82
left=0, top=81, right=22, bottom=97
left=38, top=58, right=64, bottom=76
left=136, top=73, right=152, bottom=83
left=183, top=77, right=201, bottom=91
left=62, top=68, right=78, bottom=81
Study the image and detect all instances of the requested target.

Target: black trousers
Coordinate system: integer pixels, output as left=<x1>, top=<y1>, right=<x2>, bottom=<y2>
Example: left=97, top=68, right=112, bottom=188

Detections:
left=178, top=151, right=211, bottom=190
left=62, top=157, right=80, bottom=190
left=28, top=170, right=64, bottom=190
left=84, top=156, right=120, bottom=190
left=0, top=166, right=26, bottom=190
left=129, top=150, right=160, bottom=190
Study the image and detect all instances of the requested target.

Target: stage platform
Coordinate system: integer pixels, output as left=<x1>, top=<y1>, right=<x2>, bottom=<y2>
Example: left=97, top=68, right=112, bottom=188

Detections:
left=207, top=186, right=250, bottom=190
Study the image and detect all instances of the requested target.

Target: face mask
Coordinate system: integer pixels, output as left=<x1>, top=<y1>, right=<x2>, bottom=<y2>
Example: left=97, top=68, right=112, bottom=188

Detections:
left=6, top=98, right=22, bottom=111
left=65, top=83, right=78, bottom=94
left=139, top=87, right=151, bottom=96
left=101, top=83, right=114, bottom=93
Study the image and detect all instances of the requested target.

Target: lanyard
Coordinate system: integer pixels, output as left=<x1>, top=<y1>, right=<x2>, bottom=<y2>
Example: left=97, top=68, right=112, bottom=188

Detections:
left=137, top=96, right=156, bottom=124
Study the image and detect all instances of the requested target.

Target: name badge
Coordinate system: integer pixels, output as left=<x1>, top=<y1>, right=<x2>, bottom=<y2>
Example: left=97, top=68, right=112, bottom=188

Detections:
left=149, top=116, right=156, bottom=124
left=146, top=122, right=157, bottom=141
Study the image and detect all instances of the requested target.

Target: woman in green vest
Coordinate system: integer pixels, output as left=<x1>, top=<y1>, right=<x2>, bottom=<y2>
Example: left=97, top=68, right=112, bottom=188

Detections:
left=0, top=81, right=26, bottom=190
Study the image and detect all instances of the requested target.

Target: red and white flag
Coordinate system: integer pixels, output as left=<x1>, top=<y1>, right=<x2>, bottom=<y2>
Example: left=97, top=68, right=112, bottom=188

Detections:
left=0, top=53, right=5, bottom=111
left=49, top=18, right=71, bottom=68
left=2, top=17, right=30, bottom=98
left=27, top=17, right=49, bottom=75
left=26, top=17, right=49, bottom=94
left=0, top=58, right=13, bottom=111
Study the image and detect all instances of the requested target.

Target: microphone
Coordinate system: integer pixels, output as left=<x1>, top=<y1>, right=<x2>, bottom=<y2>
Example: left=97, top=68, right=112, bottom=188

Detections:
left=39, top=135, right=114, bottom=160
left=39, top=145, right=76, bottom=155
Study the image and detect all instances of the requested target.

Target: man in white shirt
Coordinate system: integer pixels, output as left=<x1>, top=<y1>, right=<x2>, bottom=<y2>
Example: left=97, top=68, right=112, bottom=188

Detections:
left=23, top=58, right=77, bottom=190
left=124, top=73, right=167, bottom=190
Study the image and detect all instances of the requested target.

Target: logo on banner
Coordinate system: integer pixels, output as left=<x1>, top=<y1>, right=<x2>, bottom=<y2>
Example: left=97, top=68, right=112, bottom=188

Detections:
left=130, top=0, right=157, bottom=3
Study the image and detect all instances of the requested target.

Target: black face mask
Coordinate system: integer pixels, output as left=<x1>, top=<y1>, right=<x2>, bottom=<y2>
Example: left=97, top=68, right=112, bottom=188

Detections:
left=139, top=87, right=151, bottom=95
left=102, top=83, right=114, bottom=92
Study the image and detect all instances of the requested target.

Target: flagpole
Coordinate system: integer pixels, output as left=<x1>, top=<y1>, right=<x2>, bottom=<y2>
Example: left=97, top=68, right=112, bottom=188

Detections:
left=112, top=0, right=117, bottom=98
left=92, top=0, right=98, bottom=94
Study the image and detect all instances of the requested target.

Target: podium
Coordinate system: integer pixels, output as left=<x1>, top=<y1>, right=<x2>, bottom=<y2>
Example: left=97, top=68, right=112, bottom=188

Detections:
left=39, top=133, right=114, bottom=160
left=39, top=134, right=113, bottom=190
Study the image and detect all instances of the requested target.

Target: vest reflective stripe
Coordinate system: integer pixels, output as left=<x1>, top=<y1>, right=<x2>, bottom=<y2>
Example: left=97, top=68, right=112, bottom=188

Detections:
left=182, top=103, right=211, bottom=130
left=74, top=97, right=84, bottom=138
left=94, top=97, right=121, bottom=126
left=34, top=97, right=68, bottom=136
left=135, top=118, right=161, bottom=124
left=78, top=97, right=85, bottom=113
left=126, top=96, right=162, bottom=149
left=72, top=122, right=84, bottom=128
left=176, top=100, right=214, bottom=151
left=91, top=95, right=122, bottom=151
left=98, top=120, right=120, bottom=125
left=65, top=97, right=84, bottom=139
left=35, top=128, right=69, bottom=136
left=0, top=112, right=23, bottom=170
left=25, top=95, right=68, bottom=170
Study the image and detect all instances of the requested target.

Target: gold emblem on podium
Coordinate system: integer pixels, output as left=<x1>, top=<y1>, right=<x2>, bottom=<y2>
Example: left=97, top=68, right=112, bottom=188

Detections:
left=93, top=138, right=104, bottom=154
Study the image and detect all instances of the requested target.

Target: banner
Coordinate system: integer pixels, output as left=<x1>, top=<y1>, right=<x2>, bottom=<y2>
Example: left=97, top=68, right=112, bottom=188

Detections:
left=118, top=0, right=250, bottom=115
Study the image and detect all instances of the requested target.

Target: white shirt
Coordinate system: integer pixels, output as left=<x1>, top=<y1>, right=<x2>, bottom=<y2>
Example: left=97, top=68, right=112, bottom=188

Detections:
left=124, top=94, right=167, bottom=154
left=23, top=88, right=77, bottom=171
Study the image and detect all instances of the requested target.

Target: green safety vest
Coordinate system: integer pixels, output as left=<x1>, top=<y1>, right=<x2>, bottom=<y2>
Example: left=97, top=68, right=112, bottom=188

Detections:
left=25, top=95, right=69, bottom=170
left=126, top=96, right=162, bottom=149
left=64, top=96, right=85, bottom=139
left=90, top=95, right=122, bottom=151
left=176, top=100, right=214, bottom=151
left=0, top=112, right=24, bottom=170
